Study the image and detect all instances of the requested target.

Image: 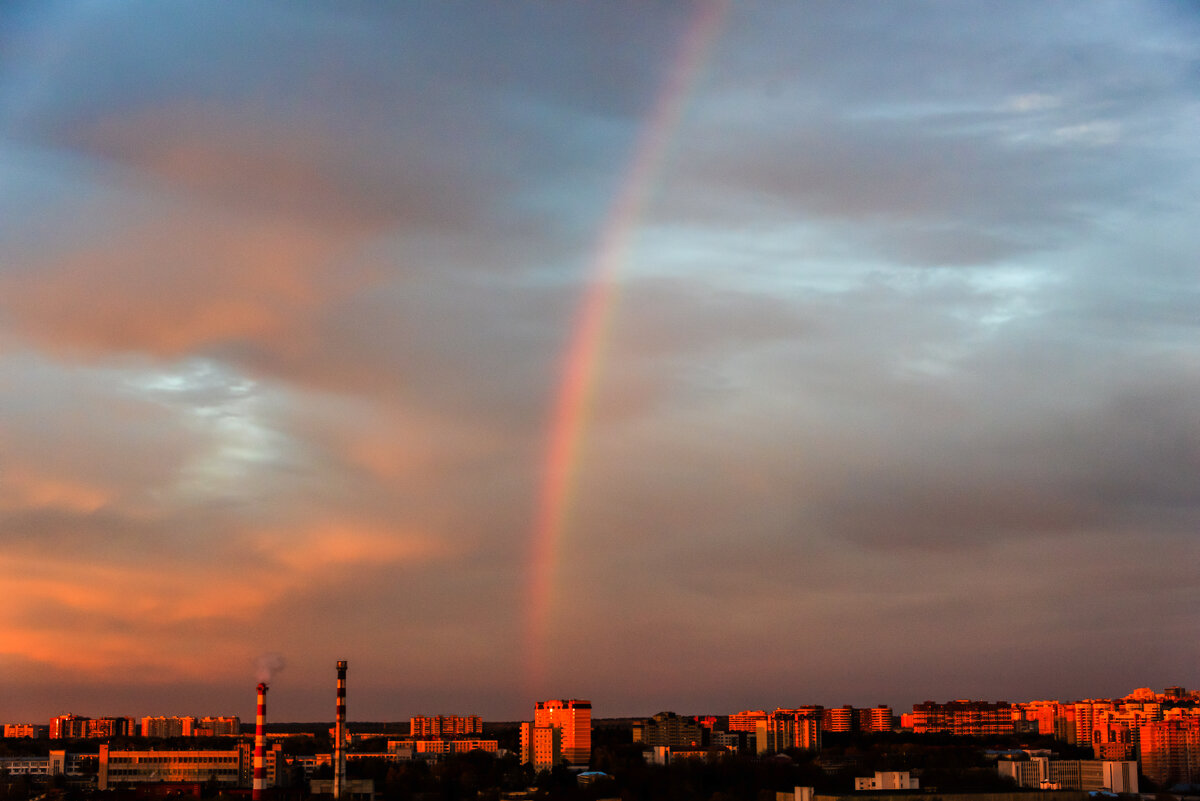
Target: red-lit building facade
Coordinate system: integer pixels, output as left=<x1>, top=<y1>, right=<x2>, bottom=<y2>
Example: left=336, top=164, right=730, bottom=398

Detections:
left=756, top=707, right=823, bottom=754
left=410, top=715, right=482, bottom=738
left=910, top=700, right=1014, bottom=737
left=520, top=699, right=591, bottom=769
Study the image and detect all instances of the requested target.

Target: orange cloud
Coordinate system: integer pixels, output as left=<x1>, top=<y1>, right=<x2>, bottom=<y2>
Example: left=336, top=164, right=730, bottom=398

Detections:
left=0, top=467, right=111, bottom=513
left=0, top=210, right=341, bottom=358
left=0, top=520, right=448, bottom=679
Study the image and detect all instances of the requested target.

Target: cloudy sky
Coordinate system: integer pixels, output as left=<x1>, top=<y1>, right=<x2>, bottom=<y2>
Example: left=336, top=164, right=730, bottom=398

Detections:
left=1, top=1, right=1198, bottom=723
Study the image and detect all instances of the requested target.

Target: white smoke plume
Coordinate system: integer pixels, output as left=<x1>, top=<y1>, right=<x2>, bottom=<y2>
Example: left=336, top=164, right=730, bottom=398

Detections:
left=255, top=652, right=286, bottom=685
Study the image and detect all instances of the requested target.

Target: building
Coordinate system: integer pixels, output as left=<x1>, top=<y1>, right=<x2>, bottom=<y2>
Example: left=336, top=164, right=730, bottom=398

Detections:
left=535, top=699, right=591, bottom=767
left=521, top=699, right=591, bottom=769
left=0, top=751, right=88, bottom=777
left=855, top=771, right=919, bottom=790
left=669, top=745, right=731, bottom=761
left=99, top=744, right=259, bottom=789
left=859, top=706, right=894, bottom=733
left=49, top=714, right=90, bottom=739
left=728, top=710, right=768, bottom=733
left=88, top=717, right=135, bottom=738
left=633, top=712, right=705, bottom=749
left=711, top=730, right=753, bottom=754
left=309, top=778, right=375, bottom=801
left=410, top=715, right=482, bottom=738
left=520, top=721, right=561, bottom=770
left=3, top=724, right=47, bottom=739
left=997, top=756, right=1137, bottom=794
left=821, top=706, right=894, bottom=734
left=197, top=716, right=241, bottom=737
left=1139, top=717, right=1200, bottom=787
left=910, top=701, right=1014, bottom=737
left=141, top=716, right=197, bottom=738
left=823, top=707, right=856, bottom=733
left=756, top=707, right=823, bottom=754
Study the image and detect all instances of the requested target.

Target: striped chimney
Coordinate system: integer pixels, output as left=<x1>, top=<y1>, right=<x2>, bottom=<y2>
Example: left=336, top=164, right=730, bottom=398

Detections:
left=253, top=682, right=267, bottom=801
left=334, top=661, right=347, bottom=800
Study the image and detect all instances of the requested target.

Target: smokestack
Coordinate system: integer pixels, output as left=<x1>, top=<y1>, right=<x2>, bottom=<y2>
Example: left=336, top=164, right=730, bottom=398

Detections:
left=334, top=661, right=347, bottom=800
left=253, top=682, right=268, bottom=801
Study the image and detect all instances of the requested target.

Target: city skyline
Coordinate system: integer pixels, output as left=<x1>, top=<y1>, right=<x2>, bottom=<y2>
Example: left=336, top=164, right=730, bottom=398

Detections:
left=9, top=683, right=1195, bottom=727
left=1, top=3, right=1198, bottom=722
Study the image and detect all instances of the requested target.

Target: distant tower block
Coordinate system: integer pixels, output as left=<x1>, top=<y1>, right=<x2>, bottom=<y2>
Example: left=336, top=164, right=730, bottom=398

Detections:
left=334, top=661, right=347, bottom=800
left=253, top=683, right=267, bottom=801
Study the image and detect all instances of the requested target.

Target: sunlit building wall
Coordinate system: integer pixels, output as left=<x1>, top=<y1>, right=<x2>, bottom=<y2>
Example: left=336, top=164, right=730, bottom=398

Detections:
left=88, top=718, right=135, bottom=738
left=1072, top=701, right=1115, bottom=748
left=860, top=706, right=894, bottom=733
left=3, top=724, right=47, bottom=739
left=49, top=715, right=90, bottom=739
left=823, top=706, right=855, bottom=733
left=141, top=716, right=197, bottom=738
left=97, top=744, right=271, bottom=790
left=47, top=716, right=80, bottom=740
left=1139, top=717, right=1200, bottom=787
left=728, top=711, right=767, bottom=733
left=756, top=708, right=823, bottom=754
left=197, top=716, right=241, bottom=737
left=533, top=700, right=591, bottom=767
left=410, top=715, right=483, bottom=738
left=910, top=701, right=1014, bottom=737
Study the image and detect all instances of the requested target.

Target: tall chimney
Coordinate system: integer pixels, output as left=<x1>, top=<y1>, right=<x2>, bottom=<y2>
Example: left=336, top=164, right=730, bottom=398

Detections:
left=253, top=682, right=268, bottom=801
left=334, top=661, right=347, bottom=800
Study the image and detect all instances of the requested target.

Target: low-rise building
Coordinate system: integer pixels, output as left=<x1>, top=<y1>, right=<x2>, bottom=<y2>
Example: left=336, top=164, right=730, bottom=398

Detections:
left=854, top=771, right=918, bottom=791
left=97, top=743, right=284, bottom=790
left=996, top=755, right=1137, bottom=794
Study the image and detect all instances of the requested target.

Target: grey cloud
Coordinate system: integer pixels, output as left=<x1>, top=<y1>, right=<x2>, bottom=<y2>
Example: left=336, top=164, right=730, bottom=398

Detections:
left=2, top=0, right=1198, bottom=718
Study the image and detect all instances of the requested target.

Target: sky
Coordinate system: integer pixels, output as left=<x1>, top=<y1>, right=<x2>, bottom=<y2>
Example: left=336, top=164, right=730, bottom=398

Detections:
left=1, top=1, right=1198, bottom=724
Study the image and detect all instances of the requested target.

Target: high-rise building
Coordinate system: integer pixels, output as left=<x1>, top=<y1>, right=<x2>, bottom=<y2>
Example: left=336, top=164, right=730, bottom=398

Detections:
left=1139, top=717, right=1200, bottom=787
left=87, top=718, right=134, bottom=738
left=522, top=699, right=591, bottom=768
left=1072, top=701, right=1114, bottom=748
left=728, top=710, right=767, bottom=733
left=756, top=707, right=823, bottom=754
left=197, top=717, right=241, bottom=737
left=141, top=716, right=197, bottom=738
left=49, top=715, right=90, bottom=740
left=860, top=706, right=894, bottom=733
left=633, top=712, right=705, bottom=748
left=820, top=705, right=893, bottom=734
left=823, top=706, right=855, bottom=733
left=520, top=721, right=561, bottom=769
left=910, top=701, right=1014, bottom=737
left=410, top=715, right=483, bottom=738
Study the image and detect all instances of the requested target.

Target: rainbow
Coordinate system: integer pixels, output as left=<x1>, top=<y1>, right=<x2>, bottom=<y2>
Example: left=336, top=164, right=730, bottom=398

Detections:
left=524, top=2, right=729, bottom=693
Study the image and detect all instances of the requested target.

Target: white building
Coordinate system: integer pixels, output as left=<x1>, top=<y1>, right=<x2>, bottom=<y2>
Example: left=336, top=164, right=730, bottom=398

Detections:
left=854, top=771, right=919, bottom=790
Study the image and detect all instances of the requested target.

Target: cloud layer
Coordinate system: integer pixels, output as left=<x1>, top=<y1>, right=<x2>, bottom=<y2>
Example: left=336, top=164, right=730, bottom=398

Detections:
left=1, top=1, right=1198, bottom=721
